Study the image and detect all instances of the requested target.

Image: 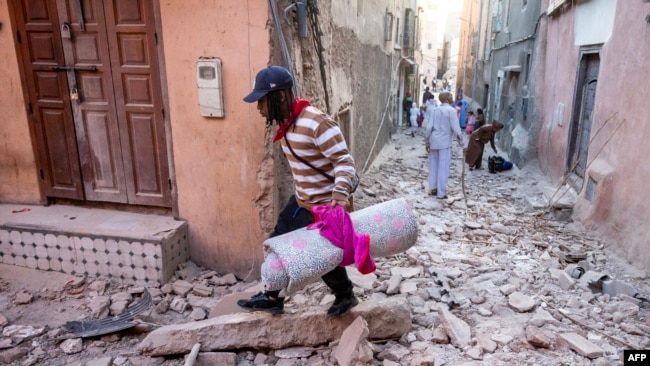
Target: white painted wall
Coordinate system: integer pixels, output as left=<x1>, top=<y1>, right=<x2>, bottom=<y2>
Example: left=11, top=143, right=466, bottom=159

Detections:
left=575, top=0, right=616, bottom=46
left=331, top=0, right=358, bottom=31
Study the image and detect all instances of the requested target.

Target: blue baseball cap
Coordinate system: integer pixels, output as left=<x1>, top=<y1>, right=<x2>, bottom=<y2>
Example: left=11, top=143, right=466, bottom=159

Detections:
left=243, top=66, right=294, bottom=103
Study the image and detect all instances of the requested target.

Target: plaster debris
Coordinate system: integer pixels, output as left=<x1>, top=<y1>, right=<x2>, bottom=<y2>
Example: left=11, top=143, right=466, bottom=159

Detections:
left=0, top=128, right=649, bottom=365
left=559, top=332, right=604, bottom=359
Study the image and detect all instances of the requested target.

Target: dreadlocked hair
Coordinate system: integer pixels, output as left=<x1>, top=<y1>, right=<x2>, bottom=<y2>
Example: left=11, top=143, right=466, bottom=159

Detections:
left=265, top=89, right=293, bottom=127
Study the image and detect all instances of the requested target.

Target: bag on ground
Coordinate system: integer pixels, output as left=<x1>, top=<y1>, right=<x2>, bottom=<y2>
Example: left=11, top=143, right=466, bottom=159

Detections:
left=488, top=155, right=506, bottom=173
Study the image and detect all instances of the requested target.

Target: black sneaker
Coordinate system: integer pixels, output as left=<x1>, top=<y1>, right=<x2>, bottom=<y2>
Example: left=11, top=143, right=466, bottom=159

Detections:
left=237, top=292, right=285, bottom=315
left=326, top=295, right=359, bottom=317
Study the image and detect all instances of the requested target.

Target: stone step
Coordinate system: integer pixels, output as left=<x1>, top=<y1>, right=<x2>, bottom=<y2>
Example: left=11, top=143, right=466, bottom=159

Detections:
left=138, top=297, right=412, bottom=356
left=0, top=204, right=188, bottom=286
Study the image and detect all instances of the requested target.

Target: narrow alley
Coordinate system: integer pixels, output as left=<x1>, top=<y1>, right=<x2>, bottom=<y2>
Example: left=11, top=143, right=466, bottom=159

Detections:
left=1, top=125, right=648, bottom=365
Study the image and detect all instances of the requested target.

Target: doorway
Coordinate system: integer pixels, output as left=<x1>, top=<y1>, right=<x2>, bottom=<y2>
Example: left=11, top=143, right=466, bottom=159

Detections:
left=567, top=50, right=600, bottom=191
left=12, top=0, right=171, bottom=207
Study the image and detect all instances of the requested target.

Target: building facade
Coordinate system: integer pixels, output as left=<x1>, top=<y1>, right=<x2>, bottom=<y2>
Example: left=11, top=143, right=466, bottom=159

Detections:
left=0, top=0, right=424, bottom=280
left=460, top=0, right=650, bottom=270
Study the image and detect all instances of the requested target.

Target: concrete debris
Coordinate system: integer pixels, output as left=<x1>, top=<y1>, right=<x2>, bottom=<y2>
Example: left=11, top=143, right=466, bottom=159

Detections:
left=189, top=308, right=206, bottom=321
left=438, top=307, right=471, bottom=348
left=191, top=283, right=213, bottom=297
left=1, top=131, right=650, bottom=365
left=195, top=352, right=237, bottom=365
left=525, top=325, right=551, bottom=348
left=209, top=273, right=238, bottom=286
left=0, top=346, right=29, bottom=364
left=559, top=332, right=604, bottom=359
left=88, top=296, right=110, bottom=319
left=88, top=280, right=108, bottom=295
left=390, top=266, right=422, bottom=279
left=507, top=292, right=536, bottom=312
left=172, top=280, right=193, bottom=297
left=169, top=297, right=188, bottom=313
left=59, top=338, right=83, bottom=354
left=476, top=334, right=497, bottom=353
left=177, top=261, right=202, bottom=282
left=491, top=333, right=513, bottom=346
left=138, top=297, right=411, bottom=356
left=13, top=291, right=33, bottom=305
left=275, top=346, right=316, bottom=359
left=465, top=346, right=483, bottom=360
left=2, top=325, right=45, bottom=344
left=85, top=356, right=113, bottom=366
left=109, top=299, right=130, bottom=316
left=549, top=268, right=576, bottom=290
left=334, top=316, right=370, bottom=366
left=377, top=343, right=410, bottom=362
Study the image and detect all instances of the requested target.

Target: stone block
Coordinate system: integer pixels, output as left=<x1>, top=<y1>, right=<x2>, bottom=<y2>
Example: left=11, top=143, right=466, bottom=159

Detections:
left=139, top=297, right=411, bottom=356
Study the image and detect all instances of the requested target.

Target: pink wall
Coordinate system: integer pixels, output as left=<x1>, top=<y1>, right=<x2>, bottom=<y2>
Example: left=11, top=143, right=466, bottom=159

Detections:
left=0, top=0, right=273, bottom=278
left=536, top=7, right=578, bottom=181
left=0, top=1, right=41, bottom=203
left=592, top=1, right=650, bottom=265
left=537, top=1, right=650, bottom=268
left=159, top=1, right=271, bottom=277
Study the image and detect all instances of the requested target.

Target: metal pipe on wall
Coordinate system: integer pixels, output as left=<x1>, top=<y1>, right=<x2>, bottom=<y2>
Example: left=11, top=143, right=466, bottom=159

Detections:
left=297, top=1, right=307, bottom=38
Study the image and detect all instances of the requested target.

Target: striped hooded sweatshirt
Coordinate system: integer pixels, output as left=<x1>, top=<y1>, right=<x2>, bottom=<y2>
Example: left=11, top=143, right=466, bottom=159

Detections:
left=281, top=104, right=356, bottom=209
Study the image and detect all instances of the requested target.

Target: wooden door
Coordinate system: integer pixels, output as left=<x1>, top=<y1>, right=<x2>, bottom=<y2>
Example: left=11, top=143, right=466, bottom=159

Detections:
left=13, top=0, right=171, bottom=207
left=567, top=52, right=600, bottom=191
left=13, top=0, right=84, bottom=199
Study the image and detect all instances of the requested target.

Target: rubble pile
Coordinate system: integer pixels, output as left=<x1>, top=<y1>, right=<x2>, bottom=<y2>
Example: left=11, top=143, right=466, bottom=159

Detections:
left=0, top=128, right=649, bottom=365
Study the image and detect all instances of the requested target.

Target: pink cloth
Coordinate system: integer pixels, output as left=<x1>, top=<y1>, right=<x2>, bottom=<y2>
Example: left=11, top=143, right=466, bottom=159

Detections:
left=308, top=205, right=376, bottom=274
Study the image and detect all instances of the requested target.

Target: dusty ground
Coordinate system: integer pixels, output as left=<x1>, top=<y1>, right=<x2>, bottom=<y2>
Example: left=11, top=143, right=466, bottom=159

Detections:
left=1, top=125, right=649, bottom=365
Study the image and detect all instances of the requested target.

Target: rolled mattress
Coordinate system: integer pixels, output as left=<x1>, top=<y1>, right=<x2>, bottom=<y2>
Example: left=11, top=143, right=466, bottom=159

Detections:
left=261, top=198, right=418, bottom=295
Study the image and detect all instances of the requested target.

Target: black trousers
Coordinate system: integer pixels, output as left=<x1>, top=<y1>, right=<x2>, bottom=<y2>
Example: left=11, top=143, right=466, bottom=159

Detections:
left=269, top=196, right=353, bottom=298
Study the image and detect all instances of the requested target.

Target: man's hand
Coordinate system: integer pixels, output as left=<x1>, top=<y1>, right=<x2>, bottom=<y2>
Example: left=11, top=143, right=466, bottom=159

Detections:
left=425, top=145, right=430, bottom=153
left=493, top=148, right=498, bottom=153
left=330, top=199, right=350, bottom=210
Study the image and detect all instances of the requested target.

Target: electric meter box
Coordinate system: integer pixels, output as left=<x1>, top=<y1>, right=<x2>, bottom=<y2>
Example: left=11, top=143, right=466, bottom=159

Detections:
left=197, top=57, right=224, bottom=118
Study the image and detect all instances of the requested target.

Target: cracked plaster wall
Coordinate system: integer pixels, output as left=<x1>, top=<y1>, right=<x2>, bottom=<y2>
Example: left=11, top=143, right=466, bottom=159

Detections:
left=536, top=0, right=650, bottom=270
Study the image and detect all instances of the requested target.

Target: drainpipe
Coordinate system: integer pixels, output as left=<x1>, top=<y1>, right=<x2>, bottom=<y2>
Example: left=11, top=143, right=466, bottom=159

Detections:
left=269, top=0, right=299, bottom=96
left=297, top=1, right=307, bottom=38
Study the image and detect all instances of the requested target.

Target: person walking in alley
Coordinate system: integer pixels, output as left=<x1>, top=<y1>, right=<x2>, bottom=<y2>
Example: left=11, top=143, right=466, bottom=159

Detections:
left=475, top=108, right=486, bottom=129
left=402, top=91, right=413, bottom=127
left=424, top=92, right=464, bottom=199
left=465, top=111, right=476, bottom=135
left=465, top=120, right=505, bottom=170
left=409, top=102, right=419, bottom=137
left=417, top=104, right=426, bottom=128
left=422, top=86, right=433, bottom=105
left=237, top=66, right=359, bottom=317
left=425, top=94, right=438, bottom=115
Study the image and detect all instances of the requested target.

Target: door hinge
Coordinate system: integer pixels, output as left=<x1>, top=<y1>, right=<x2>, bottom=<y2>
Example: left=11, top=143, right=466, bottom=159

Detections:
left=16, top=31, right=21, bottom=43
left=28, top=102, right=33, bottom=114
left=168, top=179, right=172, bottom=191
left=39, top=169, right=44, bottom=180
left=161, top=108, right=165, bottom=118
left=154, top=32, right=158, bottom=45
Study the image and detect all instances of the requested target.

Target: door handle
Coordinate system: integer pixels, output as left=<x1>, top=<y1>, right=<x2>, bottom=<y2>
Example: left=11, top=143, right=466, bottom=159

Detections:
left=50, top=65, right=98, bottom=72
